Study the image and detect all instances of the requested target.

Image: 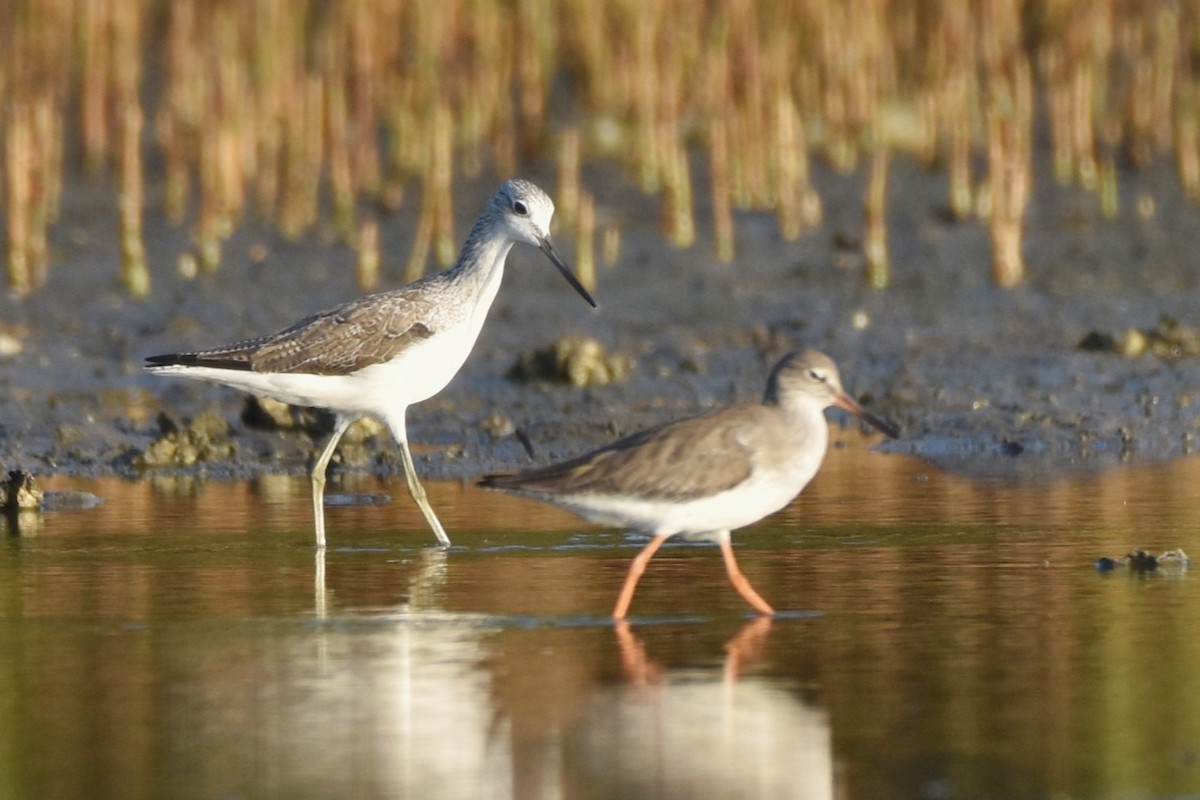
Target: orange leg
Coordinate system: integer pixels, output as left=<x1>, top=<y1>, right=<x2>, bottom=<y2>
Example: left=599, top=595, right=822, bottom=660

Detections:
left=718, top=539, right=775, bottom=616
left=612, top=534, right=668, bottom=619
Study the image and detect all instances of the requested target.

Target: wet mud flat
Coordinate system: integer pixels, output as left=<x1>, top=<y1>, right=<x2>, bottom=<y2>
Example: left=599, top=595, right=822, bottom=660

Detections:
left=2, top=156, right=1200, bottom=486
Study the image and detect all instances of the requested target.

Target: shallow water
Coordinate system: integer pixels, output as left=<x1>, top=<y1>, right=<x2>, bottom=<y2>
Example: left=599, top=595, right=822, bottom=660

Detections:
left=2, top=432, right=1198, bottom=800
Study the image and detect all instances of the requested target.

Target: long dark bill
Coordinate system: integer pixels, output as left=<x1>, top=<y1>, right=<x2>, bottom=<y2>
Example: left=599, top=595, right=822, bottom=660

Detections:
left=539, top=236, right=597, bottom=308
left=835, top=393, right=900, bottom=439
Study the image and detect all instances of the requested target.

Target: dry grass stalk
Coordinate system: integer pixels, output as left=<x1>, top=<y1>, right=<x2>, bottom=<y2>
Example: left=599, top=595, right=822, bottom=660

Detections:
left=357, top=218, right=380, bottom=291
left=118, top=101, right=150, bottom=297
left=431, top=103, right=457, bottom=268
left=601, top=224, right=621, bottom=268
left=774, top=92, right=803, bottom=241
left=404, top=103, right=460, bottom=283
left=705, top=43, right=735, bottom=263
left=1098, top=148, right=1119, bottom=218
left=709, top=114, right=735, bottom=264
left=631, top=5, right=661, bottom=194
left=5, top=100, right=34, bottom=296
left=865, top=145, right=890, bottom=289
left=576, top=189, right=596, bottom=293
left=982, top=1, right=1033, bottom=288
left=79, top=0, right=111, bottom=173
left=1176, top=97, right=1200, bottom=201
left=556, top=127, right=582, bottom=227
left=4, top=0, right=73, bottom=294
left=659, top=129, right=695, bottom=249
left=515, top=0, right=552, bottom=159
left=328, top=70, right=358, bottom=238
left=114, top=0, right=149, bottom=297
left=405, top=168, right=437, bottom=284
left=28, top=96, right=60, bottom=287
left=9, top=1, right=1200, bottom=295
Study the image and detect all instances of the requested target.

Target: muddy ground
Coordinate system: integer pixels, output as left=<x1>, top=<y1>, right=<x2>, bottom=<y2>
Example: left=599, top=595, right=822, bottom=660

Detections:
left=3, top=153, right=1200, bottom=487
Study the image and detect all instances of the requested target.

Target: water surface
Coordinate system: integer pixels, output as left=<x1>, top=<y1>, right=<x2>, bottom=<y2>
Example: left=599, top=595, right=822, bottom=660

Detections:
left=2, top=435, right=1198, bottom=799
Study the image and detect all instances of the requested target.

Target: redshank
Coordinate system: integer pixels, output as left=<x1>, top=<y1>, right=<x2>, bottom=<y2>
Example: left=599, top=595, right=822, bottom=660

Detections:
left=148, top=179, right=596, bottom=548
left=480, top=350, right=897, bottom=617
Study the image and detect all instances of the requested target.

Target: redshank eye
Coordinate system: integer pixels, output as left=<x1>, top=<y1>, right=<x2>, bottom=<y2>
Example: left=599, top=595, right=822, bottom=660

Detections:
left=808, top=369, right=826, bottom=383
left=513, top=200, right=529, bottom=216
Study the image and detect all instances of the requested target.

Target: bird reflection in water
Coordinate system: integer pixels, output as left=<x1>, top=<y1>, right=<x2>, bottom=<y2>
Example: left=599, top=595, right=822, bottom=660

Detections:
left=565, top=618, right=835, bottom=800
left=613, top=616, right=774, bottom=685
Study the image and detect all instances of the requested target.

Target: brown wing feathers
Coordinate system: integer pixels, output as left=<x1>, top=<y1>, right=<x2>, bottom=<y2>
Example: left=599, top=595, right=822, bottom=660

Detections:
left=482, top=409, right=756, bottom=501
left=146, top=291, right=436, bottom=376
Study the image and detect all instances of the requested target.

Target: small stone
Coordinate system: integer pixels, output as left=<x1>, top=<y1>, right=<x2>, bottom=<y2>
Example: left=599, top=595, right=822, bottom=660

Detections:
left=1119, top=328, right=1147, bottom=358
left=190, top=411, right=231, bottom=441
left=1077, top=331, right=1116, bottom=352
left=342, top=416, right=386, bottom=445
left=1125, top=549, right=1158, bottom=571
left=244, top=396, right=297, bottom=429
left=1081, top=316, right=1200, bottom=360
left=1094, top=548, right=1190, bottom=573
left=177, top=251, right=198, bottom=280
left=509, top=335, right=634, bottom=388
left=1, top=470, right=44, bottom=509
left=0, top=332, right=22, bottom=359
left=481, top=412, right=515, bottom=440
left=137, top=412, right=236, bottom=467
left=242, top=397, right=333, bottom=436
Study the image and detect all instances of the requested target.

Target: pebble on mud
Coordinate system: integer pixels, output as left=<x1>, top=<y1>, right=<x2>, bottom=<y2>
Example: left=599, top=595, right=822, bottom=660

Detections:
left=330, top=416, right=388, bottom=467
left=241, top=396, right=383, bottom=442
left=1, top=469, right=44, bottom=509
left=241, top=397, right=386, bottom=467
left=480, top=411, right=515, bottom=439
left=137, top=411, right=236, bottom=467
left=0, top=332, right=22, bottom=359
left=478, top=411, right=535, bottom=457
left=242, top=396, right=332, bottom=433
left=508, top=335, right=633, bottom=387
left=1078, top=316, right=1200, bottom=360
